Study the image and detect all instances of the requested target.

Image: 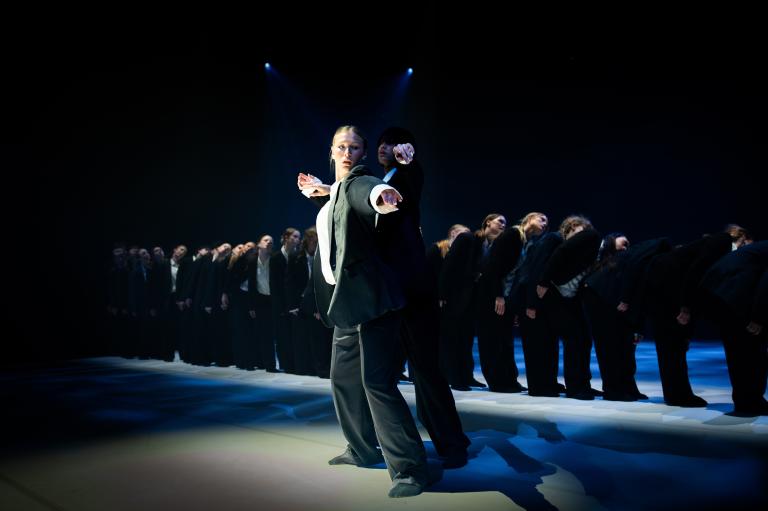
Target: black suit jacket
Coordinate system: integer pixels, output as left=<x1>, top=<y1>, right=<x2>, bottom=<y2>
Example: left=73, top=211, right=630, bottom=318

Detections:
left=484, top=228, right=525, bottom=299
left=286, top=251, right=311, bottom=311
left=517, top=232, right=563, bottom=310
left=375, top=161, right=428, bottom=301
left=541, top=228, right=602, bottom=288
left=700, top=240, right=768, bottom=326
left=439, top=232, right=484, bottom=314
left=313, top=165, right=405, bottom=329
left=648, top=232, right=733, bottom=310
left=269, top=250, right=289, bottom=314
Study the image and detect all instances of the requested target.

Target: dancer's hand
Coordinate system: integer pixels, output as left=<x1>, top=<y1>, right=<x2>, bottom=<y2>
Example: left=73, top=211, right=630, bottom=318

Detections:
left=617, top=302, right=629, bottom=313
left=376, top=188, right=403, bottom=211
left=297, top=173, right=330, bottom=197
left=393, top=143, right=415, bottom=165
left=676, top=307, right=691, bottom=326
left=494, top=297, right=505, bottom=316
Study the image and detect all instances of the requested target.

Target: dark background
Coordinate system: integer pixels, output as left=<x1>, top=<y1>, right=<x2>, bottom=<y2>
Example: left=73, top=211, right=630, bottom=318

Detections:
left=8, top=5, right=766, bottom=363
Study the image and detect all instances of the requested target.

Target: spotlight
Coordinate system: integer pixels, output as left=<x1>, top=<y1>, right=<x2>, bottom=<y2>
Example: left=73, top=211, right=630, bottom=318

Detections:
left=407, top=67, right=414, bottom=75
left=265, top=62, right=271, bottom=70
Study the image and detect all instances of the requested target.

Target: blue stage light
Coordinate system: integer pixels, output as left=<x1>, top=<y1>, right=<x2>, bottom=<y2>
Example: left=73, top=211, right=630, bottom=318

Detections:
left=407, top=67, right=413, bottom=75
left=265, top=62, right=271, bottom=70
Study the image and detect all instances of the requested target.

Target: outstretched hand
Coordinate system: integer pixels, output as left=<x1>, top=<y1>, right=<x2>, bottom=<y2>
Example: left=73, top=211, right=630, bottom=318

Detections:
left=393, top=143, right=415, bottom=165
left=377, top=188, right=403, bottom=210
left=297, top=172, right=330, bottom=197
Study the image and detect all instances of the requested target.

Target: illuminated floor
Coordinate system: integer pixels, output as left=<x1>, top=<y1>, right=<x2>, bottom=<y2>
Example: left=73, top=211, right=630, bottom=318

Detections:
left=1, top=340, right=766, bottom=511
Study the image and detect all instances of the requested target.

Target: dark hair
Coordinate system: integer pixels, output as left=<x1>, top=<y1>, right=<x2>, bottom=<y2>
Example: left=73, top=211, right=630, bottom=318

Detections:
left=376, top=126, right=416, bottom=148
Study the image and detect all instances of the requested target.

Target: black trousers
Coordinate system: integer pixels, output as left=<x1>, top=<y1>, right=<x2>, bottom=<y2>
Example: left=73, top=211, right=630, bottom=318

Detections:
left=230, top=289, right=258, bottom=370
left=649, top=304, right=697, bottom=401
left=400, top=299, right=470, bottom=457
left=520, top=291, right=592, bottom=394
left=582, top=289, right=640, bottom=396
left=439, top=304, right=476, bottom=386
left=707, top=297, right=768, bottom=410
left=331, top=310, right=428, bottom=484
left=519, top=308, right=560, bottom=394
left=474, top=294, right=520, bottom=390
left=273, top=311, right=294, bottom=373
left=291, top=313, right=316, bottom=376
left=292, top=312, right=332, bottom=378
left=250, top=293, right=274, bottom=370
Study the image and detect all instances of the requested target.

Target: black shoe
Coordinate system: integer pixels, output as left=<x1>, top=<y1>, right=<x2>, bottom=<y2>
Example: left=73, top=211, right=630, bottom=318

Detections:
left=732, top=401, right=768, bottom=416
left=265, top=368, right=281, bottom=373
left=556, top=383, right=567, bottom=393
left=329, top=447, right=383, bottom=467
left=388, top=477, right=423, bottom=498
left=451, top=384, right=471, bottom=391
left=632, top=392, right=649, bottom=400
left=469, top=379, right=487, bottom=388
left=565, top=390, right=595, bottom=400
left=587, top=387, right=604, bottom=397
left=666, top=395, right=707, bottom=407
left=440, top=450, right=468, bottom=469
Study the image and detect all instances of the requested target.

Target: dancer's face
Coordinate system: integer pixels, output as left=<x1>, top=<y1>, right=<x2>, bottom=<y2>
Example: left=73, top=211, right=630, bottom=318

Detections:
left=526, top=215, right=548, bottom=237
left=377, top=142, right=396, bottom=168
left=486, top=216, right=506, bottom=237
left=258, top=236, right=274, bottom=252
left=331, top=131, right=365, bottom=174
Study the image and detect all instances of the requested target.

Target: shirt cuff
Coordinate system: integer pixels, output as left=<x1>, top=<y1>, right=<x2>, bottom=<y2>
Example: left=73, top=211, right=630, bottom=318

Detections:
left=370, top=184, right=399, bottom=214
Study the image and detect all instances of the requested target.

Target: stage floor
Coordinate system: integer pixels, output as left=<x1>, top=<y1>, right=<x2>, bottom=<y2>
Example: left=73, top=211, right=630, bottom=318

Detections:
left=1, top=340, right=766, bottom=511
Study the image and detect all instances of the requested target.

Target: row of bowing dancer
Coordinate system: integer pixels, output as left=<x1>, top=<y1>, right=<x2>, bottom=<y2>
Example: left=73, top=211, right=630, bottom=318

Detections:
left=108, top=124, right=765, bottom=497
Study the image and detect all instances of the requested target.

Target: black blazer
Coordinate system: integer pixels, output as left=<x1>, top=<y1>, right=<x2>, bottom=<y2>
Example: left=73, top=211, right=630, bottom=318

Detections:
left=700, top=240, right=768, bottom=326
left=647, top=232, right=733, bottom=310
left=541, top=228, right=602, bottom=288
left=375, top=160, right=428, bottom=301
left=484, top=228, right=525, bottom=299
left=313, top=165, right=405, bottom=329
left=269, top=250, right=289, bottom=314
left=517, top=232, right=563, bottom=310
left=584, top=237, right=672, bottom=327
left=286, top=251, right=311, bottom=311
left=439, top=232, right=484, bottom=314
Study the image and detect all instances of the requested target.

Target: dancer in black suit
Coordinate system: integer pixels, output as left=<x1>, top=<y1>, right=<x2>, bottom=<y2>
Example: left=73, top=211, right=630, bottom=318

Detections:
left=270, top=228, right=301, bottom=373
left=700, top=238, right=766, bottom=415
left=484, top=212, right=549, bottom=392
left=531, top=216, right=602, bottom=400
left=646, top=224, right=750, bottom=407
left=427, top=224, right=471, bottom=387
left=374, top=127, right=469, bottom=467
left=441, top=213, right=519, bottom=392
left=297, top=125, right=432, bottom=498
left=582, top=233, right=647, bottom=401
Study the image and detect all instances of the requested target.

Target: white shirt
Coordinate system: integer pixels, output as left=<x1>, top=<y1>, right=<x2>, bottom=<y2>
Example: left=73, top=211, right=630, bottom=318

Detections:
left=257, top=256, right=270, bottom=295
left=170, top=259, right=179, bottom=293
left=316, top=179, right=399, bottom=285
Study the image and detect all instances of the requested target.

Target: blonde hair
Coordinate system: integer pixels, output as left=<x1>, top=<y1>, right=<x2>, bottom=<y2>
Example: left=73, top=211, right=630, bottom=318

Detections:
left=331, top=125, right=368, bottom=150
left=512, top=211, right=547, bottom=244
left=437, top=224, right=470, bottom=258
